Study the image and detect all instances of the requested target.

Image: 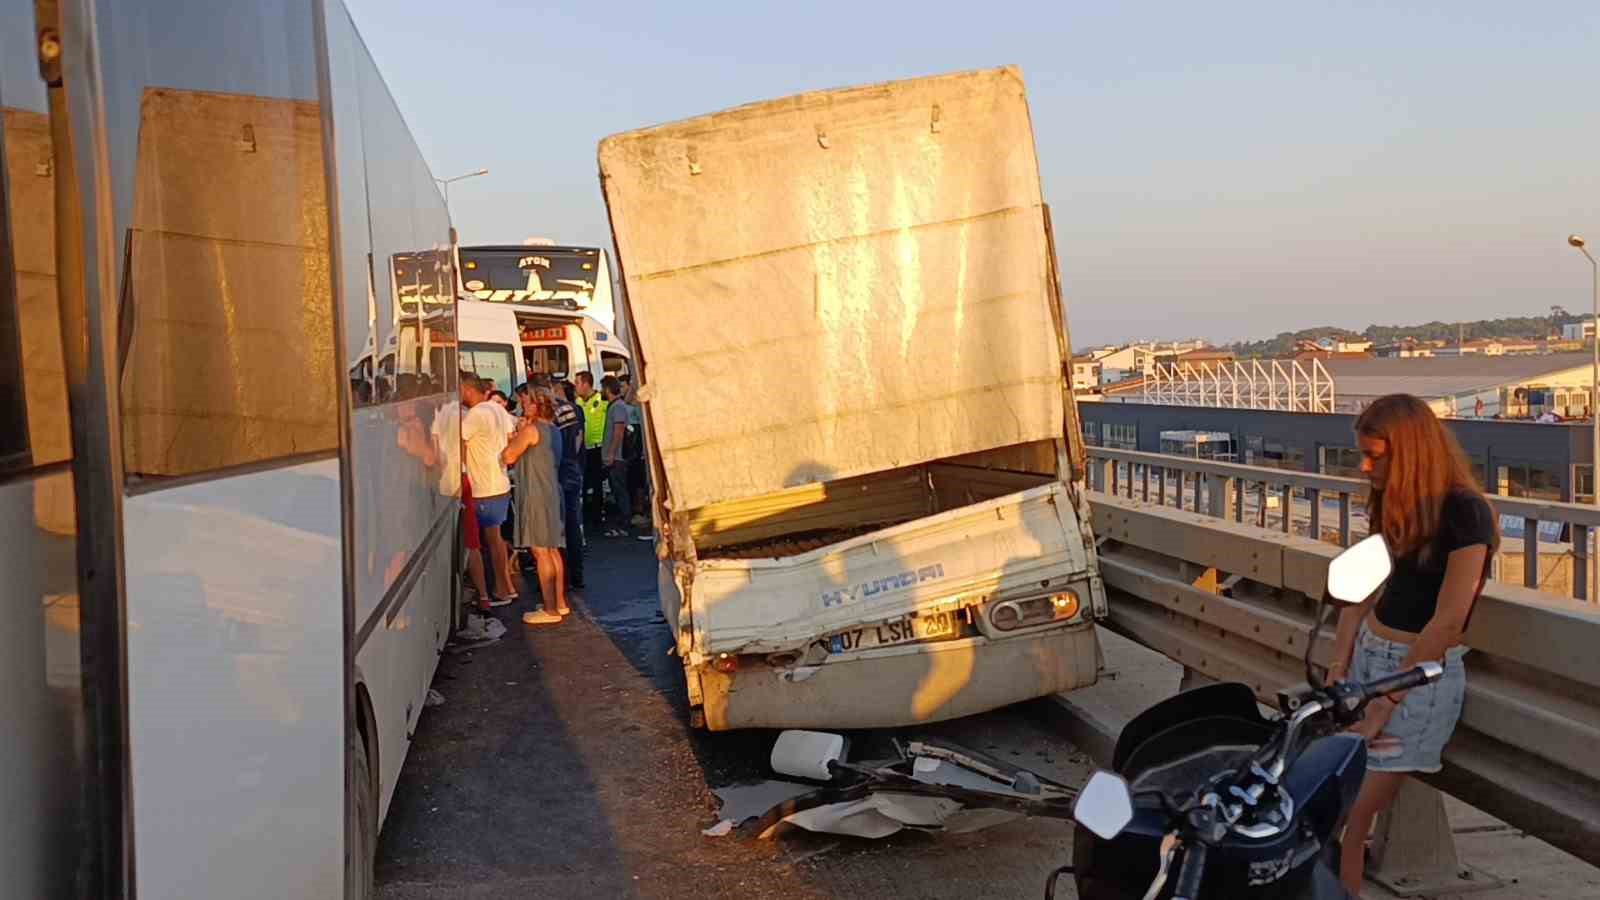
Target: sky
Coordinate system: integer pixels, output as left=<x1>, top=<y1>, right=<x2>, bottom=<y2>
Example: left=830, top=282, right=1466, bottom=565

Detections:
left=349, top=0, right=1599, bottom=349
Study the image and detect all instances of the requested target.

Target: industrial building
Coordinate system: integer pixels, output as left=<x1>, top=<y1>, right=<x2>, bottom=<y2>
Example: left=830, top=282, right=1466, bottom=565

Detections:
left=1080, top=401, right=1593, bottom=504
left=1110, top=352, right=1596, bottom=421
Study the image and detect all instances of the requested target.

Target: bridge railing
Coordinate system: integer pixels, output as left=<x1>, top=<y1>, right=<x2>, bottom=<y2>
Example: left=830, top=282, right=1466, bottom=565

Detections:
left=1083, top=447, right=1600, bottom=872
left=1087, top=445, right=1600, bottom=602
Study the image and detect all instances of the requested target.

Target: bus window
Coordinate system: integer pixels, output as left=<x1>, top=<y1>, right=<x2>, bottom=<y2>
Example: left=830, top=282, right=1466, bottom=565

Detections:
left=117, top=87, right=337, bottom=478
left=602, top=351, right=630, bottom=378
left=0, top=169, right=29, bottom=472
left=524, top=344, right=571, bottom=380
left=462, top=341, right=516, bottom=397
left=2, top=104, right=69, bottom=472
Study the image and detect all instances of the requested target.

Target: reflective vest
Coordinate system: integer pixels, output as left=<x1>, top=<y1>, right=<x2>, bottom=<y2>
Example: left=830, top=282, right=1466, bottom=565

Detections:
left=580, top=393, right=608, bottom=449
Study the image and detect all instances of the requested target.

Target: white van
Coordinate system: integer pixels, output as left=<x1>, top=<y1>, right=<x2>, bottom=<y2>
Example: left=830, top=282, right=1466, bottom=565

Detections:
left=456, top=297, right=631, bottom=396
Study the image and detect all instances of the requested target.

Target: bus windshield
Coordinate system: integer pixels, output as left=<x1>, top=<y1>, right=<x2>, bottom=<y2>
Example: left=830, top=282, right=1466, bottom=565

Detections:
left=459, top=246, right=601, bottom=311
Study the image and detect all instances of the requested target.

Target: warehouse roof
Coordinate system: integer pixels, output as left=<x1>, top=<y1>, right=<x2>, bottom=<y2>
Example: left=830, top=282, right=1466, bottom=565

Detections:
left=1319, top=353, right=1593, bottom=399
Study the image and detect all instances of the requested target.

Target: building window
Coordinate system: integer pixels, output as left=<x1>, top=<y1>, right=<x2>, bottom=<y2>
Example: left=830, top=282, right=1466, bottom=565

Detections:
left=1102, top=422, right=1137, bottom=450
left=1160, top=430, right=1235, bottom=461
left=1081, top=419, right=1100, bottom=447
left=1247, top=435, right=1304, bottom=471
left=1576, top=465, right=1594, bottom=505
left=1320, top=446, right=1362, bottom=478
left=1497, top=462, right=1563, bottom=501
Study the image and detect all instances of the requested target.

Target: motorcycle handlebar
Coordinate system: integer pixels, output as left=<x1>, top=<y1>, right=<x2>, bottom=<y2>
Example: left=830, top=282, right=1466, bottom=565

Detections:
left=1172, top=840, right=1209, bottom=900
left=1359, top=662, right=1444, bottom=705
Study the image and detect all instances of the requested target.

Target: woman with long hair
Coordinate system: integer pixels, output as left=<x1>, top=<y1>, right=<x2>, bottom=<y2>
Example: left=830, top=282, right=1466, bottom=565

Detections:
left=1329, top=394, right=1498, bottom=893
left=502, top=389, right=569, bottom=624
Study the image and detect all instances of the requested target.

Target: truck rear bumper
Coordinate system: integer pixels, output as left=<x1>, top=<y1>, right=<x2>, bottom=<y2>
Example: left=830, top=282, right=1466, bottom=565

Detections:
left=699, top=621, right=1099, bottom=731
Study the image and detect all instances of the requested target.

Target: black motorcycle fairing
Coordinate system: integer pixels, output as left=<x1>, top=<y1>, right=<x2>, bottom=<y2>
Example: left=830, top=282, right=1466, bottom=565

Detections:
left=1113, top=682, right=1268, bottom=772
left=1074, top=690, right=1369, bottom=899
left=1280, top=734, right=1367, bottom=845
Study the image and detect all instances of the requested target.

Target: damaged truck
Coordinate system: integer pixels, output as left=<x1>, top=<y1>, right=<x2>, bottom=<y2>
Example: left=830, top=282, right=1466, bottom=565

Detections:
left=598, top=66, right=1105, bottom=731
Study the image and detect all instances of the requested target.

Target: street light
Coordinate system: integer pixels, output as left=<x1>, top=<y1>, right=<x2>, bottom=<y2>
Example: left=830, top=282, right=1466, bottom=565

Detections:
left=1572, top=234, right=1599, bottom=601
left=436, top=168, right=489, bottom=223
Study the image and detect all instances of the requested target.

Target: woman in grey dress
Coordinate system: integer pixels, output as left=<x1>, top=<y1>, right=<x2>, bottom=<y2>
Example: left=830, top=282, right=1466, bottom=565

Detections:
left=501, top=390, right=568, bottom=624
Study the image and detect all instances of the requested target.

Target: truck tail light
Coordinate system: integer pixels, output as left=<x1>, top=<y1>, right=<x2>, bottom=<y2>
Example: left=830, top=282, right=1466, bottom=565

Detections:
left=989, top=590, right=1081, bottom=632
left=712, top=653, right=738, bottom=674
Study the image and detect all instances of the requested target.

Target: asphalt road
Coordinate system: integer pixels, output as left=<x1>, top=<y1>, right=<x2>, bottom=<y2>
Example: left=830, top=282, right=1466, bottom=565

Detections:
left=374, top=535, right=1094, bottom=899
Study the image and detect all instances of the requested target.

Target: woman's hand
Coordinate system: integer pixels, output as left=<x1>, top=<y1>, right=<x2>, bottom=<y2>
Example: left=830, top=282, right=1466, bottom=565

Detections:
left=1322, top=663, right=1348, bottom=687
left=1351, top=696, right=1397, bottom=742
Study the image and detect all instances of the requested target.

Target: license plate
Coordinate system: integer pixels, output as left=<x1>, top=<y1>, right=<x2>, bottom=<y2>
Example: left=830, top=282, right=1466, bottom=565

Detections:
left=827, top=611, right=961, bottom=654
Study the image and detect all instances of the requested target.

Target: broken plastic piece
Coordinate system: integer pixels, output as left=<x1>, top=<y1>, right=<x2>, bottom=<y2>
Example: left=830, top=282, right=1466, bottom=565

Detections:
left=771, top=730, right=846, bottom=781
left=701, top=819, right=734, bottom=837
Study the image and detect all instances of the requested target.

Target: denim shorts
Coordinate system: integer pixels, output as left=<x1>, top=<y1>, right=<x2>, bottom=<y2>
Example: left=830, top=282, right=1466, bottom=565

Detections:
left=1349, top=623, right=1468, bottom=774
left=474, top=493, right=511, bottom=530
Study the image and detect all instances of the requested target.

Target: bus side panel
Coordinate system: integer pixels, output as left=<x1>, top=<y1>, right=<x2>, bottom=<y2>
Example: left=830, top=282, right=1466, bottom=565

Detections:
left=357, top=520, right=453, bottom=822
left=124, top=460, right=344, bottom=899
left=1, top=473, right=87, bottom=898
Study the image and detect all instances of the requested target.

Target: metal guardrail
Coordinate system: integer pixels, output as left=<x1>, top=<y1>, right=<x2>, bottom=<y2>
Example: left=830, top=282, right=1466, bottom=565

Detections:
left=1088, top=446, right=1600, bottom=602
left=1082, top=448, right=1600, bottom=868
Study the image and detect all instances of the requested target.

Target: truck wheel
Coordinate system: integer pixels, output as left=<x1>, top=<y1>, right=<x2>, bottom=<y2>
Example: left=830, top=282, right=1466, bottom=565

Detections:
left=345, top=730, right=376, bottom=899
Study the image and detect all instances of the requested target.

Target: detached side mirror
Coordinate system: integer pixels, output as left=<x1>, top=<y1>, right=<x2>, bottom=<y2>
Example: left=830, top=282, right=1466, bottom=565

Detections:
left=1074, top=771, right=1134, bottom=840
left=1327, top=534, right=1391, bottom=604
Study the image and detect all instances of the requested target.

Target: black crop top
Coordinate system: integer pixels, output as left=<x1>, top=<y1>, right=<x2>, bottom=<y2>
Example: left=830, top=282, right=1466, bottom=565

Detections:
left=1373, top=489, right=1498, bottom=634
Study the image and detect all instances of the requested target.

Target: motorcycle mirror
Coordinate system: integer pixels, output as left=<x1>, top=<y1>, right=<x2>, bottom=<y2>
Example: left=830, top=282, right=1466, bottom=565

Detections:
left=1073, top=771, right=1134, bottom=840
left=1326, top=534, right=1391, bottom=604
left=1305, top=534, right=1391, bottom=687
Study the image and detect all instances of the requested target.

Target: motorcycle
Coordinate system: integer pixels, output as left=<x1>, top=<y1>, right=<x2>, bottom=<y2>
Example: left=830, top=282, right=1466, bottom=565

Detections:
left=1058, top=533, right=1444, bottom=900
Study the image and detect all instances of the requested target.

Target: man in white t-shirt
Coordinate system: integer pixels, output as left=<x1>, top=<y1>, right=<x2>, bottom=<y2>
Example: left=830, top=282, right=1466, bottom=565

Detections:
left=461, top=375, right=515, bottom=601
left=429, top=393, right=492, bottom=612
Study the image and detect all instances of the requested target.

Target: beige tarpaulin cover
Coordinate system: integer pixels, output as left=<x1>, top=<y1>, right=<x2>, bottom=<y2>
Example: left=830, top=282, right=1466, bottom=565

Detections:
left=4, top=106, right=75, bottom=534
left=600, top=67, right=1065, bottom=512
left=122, top=88, right=336, bottom=477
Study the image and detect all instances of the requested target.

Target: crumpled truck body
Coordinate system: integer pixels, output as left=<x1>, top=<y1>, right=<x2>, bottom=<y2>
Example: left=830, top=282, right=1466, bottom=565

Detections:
left=602, top=66, right=1103, bottom=730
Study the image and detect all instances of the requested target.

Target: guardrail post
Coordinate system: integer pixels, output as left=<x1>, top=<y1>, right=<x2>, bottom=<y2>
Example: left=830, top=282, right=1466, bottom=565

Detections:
left=1308, top=487, right=1322, bottom=542
left=1140, top=463, right=1151, bottom=502
left=1156, top=467, right=1167, bottom=506
left=1279, top=484, right=1292, bottom=534
left=1233, top=478, right=1244, bottom=523
left=1339, top=492, right=1352, bottom=546
left=1207, top=475, right=1235, bottom=520
left=1576, top=524, right=1590, bottom=602
left=1097, top=457, right=1114, bottom=494
left=1524, top=519, right=1539, bottom=590
left=1368, top=779, right=1502, bottom=896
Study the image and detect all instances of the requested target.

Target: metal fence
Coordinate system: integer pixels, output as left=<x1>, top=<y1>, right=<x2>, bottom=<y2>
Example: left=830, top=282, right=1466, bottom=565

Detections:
left=1082, top=447, right=1600, bottom=870
left=1087, top=446, right=1600, bottom=603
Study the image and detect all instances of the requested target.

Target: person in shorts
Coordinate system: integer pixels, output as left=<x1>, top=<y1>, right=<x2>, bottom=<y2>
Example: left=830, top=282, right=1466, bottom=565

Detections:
left=1326, top=394, right=1498, bottom=894
left=461, top=375, right=516, bottom=603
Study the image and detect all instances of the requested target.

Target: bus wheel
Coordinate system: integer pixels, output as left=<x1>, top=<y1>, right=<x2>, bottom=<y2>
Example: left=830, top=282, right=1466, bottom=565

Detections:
left=346, top=730, right=377, bottom=899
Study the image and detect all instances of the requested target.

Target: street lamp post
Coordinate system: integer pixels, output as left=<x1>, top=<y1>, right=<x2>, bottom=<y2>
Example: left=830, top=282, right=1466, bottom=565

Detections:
left=1572, top=235, right=1598, bottom=601
left=436, top=168, right=489, bottom=224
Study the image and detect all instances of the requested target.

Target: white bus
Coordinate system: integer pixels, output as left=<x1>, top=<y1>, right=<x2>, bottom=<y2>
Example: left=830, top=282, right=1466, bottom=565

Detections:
left=4, top=1, right=456, bottom=896
left=455, top=243, right=633, bottom=391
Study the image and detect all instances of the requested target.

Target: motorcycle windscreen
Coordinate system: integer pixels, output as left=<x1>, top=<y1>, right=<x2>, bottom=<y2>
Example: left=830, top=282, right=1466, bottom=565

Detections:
left=1113, top=681, right=1268, bottom=773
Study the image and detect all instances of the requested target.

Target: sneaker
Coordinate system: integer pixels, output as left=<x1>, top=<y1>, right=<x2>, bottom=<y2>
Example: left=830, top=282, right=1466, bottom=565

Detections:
left=635, top=533, right=654, bottom=542
left=487, top=594, right=515, bottom=608
left=455, top=614, right=491, bottom=642
left=522, top=610, right=562, bottom=625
